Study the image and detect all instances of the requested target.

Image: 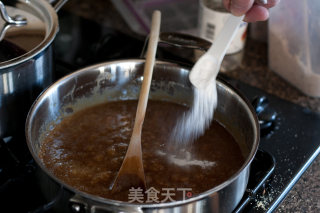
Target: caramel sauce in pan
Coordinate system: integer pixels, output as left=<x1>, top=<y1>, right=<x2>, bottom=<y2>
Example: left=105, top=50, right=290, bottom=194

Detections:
left=40, top=100, right=245, bottom=202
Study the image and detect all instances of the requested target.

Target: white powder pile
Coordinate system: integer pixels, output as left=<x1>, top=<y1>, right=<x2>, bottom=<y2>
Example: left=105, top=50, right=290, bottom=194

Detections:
left=157, top=150, right=216, bottom=169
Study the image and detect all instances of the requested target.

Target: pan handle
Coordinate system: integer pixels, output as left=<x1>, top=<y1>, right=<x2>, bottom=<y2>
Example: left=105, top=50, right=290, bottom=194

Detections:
left=159, top=32, right=211, bottom=51
left=69, top=194, right=144, bottom=213
left=48, top=0, right=68, bottom=12
left=251, top=96, right=278, bottom=137
left=140, top=32, right=211, bottom=59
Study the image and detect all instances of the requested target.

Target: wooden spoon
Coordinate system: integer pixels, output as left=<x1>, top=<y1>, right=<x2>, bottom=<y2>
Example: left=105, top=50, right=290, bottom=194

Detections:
left=111, top=11, right=161, bottom=193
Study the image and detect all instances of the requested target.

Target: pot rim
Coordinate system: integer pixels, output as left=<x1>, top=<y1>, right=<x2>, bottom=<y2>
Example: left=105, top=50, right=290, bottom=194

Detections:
left=0, top=0, right=59, bottom=69
left=26, top=59, right=260, bottom=209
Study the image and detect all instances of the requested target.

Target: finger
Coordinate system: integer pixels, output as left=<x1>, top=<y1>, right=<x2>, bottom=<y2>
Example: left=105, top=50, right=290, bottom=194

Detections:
left=244, top=4, right=269, bottom=22
left=229, top=0, right=254, bottom=16
left=223, top=0, right=231, bottom=11
left=263, top=0, right=280, bottom=8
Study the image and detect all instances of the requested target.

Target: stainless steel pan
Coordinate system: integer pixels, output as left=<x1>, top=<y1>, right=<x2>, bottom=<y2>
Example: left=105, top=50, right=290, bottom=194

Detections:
left=26, top=59, right=259, bottom=213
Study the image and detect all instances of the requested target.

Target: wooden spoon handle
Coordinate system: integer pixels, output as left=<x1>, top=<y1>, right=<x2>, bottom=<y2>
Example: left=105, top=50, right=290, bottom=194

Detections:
left=133, top=11, right=161, bottom=134
left=111, top=11, right=161, bottom=193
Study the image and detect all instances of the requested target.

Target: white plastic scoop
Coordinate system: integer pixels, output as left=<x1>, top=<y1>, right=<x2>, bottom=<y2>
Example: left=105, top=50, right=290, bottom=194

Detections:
left=189, top=14, right=244, bottom=88
left=171, top=14, right=244, bottom=144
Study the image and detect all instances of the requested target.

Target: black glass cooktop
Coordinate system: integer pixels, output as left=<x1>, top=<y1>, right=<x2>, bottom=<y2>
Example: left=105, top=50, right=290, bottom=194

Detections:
left=0, top=9, right=319, bottom=213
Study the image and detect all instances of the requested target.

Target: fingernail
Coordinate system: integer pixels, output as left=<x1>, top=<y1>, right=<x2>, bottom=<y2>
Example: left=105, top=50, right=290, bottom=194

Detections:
left=230, top=7, right=244, bottom=16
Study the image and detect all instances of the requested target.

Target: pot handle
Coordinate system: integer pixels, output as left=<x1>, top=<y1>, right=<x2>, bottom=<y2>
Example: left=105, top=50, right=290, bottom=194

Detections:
left=48, top=0, right=68, bottom=12
left=140, top=32, right=211, bottom=60
left=252, top=96, right=278, bottom=137
left=0, top=1, right=27, bottom=25
left=0, top=1, right=27, bottom=41
left=159, top=32, right=211, bottom=51
left=69, top=195, right=144, bottom=213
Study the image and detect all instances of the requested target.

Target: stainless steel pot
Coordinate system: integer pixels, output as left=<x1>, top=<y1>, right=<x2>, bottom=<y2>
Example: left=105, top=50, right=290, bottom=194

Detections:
left=26, top=59, right=259, bottom=213
left=0, top=0, right=67, bottom=138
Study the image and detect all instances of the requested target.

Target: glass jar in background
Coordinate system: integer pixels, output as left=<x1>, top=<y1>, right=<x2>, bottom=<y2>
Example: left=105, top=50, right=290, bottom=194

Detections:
left=250, top=21, right=268, bottom=42
left=198, top=0, right=247, bottom=72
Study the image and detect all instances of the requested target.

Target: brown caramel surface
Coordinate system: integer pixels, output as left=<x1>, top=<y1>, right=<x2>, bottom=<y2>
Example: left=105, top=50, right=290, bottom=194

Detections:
left=40, top=100, right=245, bottom=202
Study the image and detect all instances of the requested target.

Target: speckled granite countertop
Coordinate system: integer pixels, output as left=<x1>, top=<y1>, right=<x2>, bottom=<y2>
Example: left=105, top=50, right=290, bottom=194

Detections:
left=63, top=0, right=319, bottom=212
left=227, top=40, right=320, bottom=213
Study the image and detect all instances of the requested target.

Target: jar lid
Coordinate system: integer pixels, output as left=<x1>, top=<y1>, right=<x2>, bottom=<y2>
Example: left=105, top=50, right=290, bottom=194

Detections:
left=0, top=0, right=58, bottom=67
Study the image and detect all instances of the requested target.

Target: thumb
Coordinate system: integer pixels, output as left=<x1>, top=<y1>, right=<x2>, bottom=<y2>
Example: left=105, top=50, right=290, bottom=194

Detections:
left=228, top=0, right=254, bottom=16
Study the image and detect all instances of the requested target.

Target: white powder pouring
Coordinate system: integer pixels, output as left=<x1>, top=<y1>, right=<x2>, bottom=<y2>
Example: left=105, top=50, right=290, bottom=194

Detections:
left=170, top=55, right=218, bottom=144
left=170, top=14, right=245, bottom=144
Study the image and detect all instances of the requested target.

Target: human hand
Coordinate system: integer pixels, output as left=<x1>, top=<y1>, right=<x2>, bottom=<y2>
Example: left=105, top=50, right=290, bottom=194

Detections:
left=223, top=0, right=280, bottom=22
